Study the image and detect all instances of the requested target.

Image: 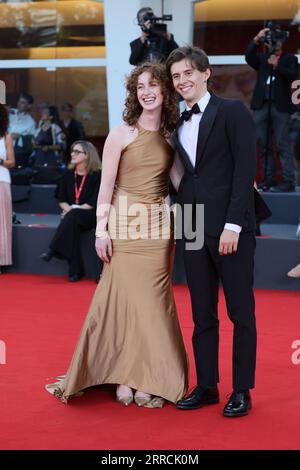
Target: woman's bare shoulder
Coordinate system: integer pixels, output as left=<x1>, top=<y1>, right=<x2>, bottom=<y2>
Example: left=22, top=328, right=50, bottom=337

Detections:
left=107, top=123, right=138, bottom=151
left=108, top=123, right=135, bottom=140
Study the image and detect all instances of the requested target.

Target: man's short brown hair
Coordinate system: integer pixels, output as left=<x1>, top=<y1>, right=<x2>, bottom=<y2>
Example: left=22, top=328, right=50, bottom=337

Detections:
left=166, top=45, right=211, bottom=77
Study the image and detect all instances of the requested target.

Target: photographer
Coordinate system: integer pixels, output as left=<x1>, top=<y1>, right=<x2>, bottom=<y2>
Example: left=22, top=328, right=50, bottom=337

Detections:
left=129, top=7, right=178, bottom=65
left=245, top=25, right=298, bottom=192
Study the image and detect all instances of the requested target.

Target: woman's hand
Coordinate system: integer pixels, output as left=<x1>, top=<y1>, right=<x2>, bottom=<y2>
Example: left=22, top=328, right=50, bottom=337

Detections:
left=61, top=205, right=72, bottom=219
left=95, top=235, right=112, bottom=263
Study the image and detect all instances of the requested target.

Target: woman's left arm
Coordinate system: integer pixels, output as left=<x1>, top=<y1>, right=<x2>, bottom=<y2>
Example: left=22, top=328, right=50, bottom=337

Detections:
left=2, top=134, right=15, bottom=169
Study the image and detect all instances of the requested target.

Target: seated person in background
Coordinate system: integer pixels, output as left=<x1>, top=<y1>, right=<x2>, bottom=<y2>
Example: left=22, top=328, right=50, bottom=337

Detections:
left=9, top=93, right=36, bottom=167
left=41, top=140, right=101, bottom=282
left=31, top=105, right=65, bottom=167
left=60, top=103, right=85, bottom=164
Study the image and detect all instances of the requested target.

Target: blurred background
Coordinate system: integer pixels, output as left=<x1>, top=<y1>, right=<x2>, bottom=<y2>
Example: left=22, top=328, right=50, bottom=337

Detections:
left=0, top=0, right=299, bottom=149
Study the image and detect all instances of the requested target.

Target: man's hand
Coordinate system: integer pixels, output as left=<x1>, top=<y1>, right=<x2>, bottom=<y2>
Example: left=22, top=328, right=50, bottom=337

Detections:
left=254, top=27, right=270, bottom=44
left=219, top=229, right=239, bottom=256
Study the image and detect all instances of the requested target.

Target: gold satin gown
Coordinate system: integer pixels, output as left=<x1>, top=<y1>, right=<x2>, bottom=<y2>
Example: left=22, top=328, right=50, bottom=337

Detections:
left=46, top=126, right=189, bottom=404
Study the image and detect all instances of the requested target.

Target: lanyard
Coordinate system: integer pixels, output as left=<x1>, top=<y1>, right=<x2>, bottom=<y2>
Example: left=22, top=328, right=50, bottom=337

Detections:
left=74, top=171, right=87, bottom=204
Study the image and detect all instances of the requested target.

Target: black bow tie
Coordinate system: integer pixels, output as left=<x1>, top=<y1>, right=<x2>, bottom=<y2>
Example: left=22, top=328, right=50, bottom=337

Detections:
left=181, top=103, right=201, bottom=121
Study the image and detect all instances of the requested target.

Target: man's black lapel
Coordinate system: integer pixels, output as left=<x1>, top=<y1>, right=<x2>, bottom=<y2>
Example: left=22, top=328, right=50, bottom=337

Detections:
left=195, top=94, right=221, bottom=167
left=174, top=116, right=195, bottom=174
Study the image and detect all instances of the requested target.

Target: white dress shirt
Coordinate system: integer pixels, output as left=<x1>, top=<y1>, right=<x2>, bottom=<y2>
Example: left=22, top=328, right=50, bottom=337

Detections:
left=9, top=110, right=36, bottom=148
left=179, top=91, right=241, bottom=234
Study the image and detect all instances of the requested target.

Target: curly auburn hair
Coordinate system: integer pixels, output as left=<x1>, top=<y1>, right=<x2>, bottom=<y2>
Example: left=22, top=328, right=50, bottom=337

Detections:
left=123, top=62, right=179, bottom=137
left=0, top=104, right=9, bottom=139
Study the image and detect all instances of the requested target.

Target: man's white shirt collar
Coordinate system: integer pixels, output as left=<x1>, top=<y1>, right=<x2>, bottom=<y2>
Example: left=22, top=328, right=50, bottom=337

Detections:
left=186, top=91, right=211, bottom=113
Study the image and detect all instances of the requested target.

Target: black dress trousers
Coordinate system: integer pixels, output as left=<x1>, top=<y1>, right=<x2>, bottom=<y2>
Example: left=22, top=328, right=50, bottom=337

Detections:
left=50, top=208, right=96, bottom=275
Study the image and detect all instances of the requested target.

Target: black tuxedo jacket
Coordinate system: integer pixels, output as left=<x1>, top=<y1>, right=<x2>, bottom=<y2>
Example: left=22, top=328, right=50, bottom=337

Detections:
left=174, top=93, right=258, bottom=237
left=245, top=41, right=298, bottom=113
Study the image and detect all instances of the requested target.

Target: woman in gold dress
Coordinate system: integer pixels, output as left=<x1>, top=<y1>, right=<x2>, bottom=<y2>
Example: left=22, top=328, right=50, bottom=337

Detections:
left=46, top=62, right=188, bottom=407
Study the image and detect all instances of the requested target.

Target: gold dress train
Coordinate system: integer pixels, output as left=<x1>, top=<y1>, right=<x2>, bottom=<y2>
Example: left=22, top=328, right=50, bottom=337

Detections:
left=45, top=125, right=189, bottom=404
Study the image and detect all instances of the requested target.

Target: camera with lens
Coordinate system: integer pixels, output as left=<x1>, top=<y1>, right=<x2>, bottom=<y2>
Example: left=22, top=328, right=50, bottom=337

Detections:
left=262, top=21, right=289, bottom=52
left=140, top=11, right=172, bottom=35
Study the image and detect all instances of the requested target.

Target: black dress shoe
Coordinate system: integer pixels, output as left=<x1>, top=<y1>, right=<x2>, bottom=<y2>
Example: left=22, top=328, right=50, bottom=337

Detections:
left=176, top=385, right=219, bottom=410
left=223, top=390, right=252, bottom=417
left=40, top=249, right=54, bottom=262
left=68, top=273, right=83, bottom=282
left=269, top=182, right=295, bottom=193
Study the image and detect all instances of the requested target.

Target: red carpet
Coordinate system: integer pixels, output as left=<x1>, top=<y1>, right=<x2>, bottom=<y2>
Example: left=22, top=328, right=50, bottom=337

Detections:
left=0, top=273, right=300, bottom=450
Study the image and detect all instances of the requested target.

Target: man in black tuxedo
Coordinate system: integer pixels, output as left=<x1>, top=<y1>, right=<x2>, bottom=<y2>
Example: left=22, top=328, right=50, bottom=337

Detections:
left=245, top=28, right=298, bottom=192
left=166, top=46, right=257, bottom=417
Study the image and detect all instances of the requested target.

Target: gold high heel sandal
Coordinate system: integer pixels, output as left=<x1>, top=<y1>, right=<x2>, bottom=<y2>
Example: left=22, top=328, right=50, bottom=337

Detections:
left=134, top=391, right=152, bottom=407
left=116, top=385, right=133, bottom=406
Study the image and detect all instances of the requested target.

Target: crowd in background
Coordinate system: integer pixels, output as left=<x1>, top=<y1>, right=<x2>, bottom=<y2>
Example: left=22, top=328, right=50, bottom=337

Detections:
left=8, top=93, right=86, bottom=184
left=0, top=97, right=102, bottom=281
left=1, top=39, right=300, bottom=278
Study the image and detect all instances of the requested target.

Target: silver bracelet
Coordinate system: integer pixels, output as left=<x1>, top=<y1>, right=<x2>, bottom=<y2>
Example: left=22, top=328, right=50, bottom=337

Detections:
left=95, top=230, right=109, bottom=239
